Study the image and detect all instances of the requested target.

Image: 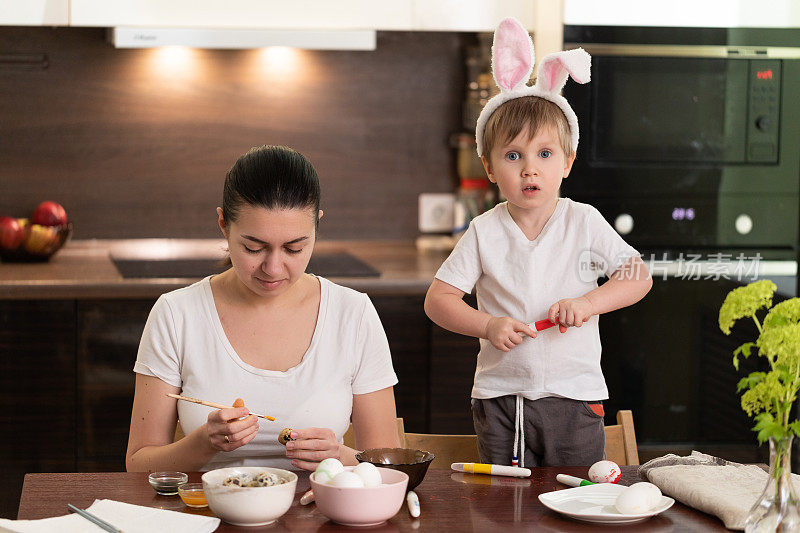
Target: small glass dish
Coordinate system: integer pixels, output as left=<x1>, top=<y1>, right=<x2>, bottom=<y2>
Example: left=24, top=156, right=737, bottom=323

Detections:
left=178, top=483, right=208, bottom=508
left=148, top=471, right=188, bottom=495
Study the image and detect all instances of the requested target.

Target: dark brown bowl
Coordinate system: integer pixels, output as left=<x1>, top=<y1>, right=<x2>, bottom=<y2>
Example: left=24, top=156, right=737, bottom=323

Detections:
left=0, top=222, right=72, bottom=262
left=355, top=448, right=434, bottom=491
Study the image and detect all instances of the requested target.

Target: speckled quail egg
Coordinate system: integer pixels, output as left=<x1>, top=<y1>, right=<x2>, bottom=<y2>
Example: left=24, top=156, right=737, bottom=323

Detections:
left=278, top=428, right=294, bottom=445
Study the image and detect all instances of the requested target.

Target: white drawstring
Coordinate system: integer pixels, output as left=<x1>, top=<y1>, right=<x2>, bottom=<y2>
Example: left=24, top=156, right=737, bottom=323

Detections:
left=512, top=394, right=525, bottom=468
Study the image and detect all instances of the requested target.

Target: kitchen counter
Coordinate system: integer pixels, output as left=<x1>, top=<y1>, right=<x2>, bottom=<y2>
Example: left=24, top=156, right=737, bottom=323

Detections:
left=0, top=239, right=449, bottom=299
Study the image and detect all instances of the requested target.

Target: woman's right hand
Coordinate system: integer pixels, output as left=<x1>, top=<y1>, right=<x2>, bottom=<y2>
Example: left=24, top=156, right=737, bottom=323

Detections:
left=205, top=406, right=259, bottom=452
left=484, top=316, right=536, bottom=352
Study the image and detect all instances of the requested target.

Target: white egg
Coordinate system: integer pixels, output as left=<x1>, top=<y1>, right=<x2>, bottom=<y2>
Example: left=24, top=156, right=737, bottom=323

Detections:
left=628, top=482, right=662, bottom=509
left=313, top=470, right=332, bottom=485
left=315, top=458, right=344, bottom=479
left=330, top=471, right=365, bottom=488
left=588, top=460, right=621, bottom=483
left=615, top=484, right=658, bottom=514
left=352, top=462, right=382, bottom=488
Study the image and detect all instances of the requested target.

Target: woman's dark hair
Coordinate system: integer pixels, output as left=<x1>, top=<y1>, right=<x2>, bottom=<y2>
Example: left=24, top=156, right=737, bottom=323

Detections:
left=222, top=145, right=321, bottom=228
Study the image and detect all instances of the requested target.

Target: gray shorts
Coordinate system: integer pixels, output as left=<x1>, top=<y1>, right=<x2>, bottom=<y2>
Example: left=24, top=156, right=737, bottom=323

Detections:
left=471, top=396, right=605, bottom=467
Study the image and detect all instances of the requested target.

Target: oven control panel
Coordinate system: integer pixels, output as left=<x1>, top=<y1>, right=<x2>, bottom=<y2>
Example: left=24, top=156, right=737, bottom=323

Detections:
left=747, top=60, right=781, bottom=163
left=592, top=194, right=797, bottom=248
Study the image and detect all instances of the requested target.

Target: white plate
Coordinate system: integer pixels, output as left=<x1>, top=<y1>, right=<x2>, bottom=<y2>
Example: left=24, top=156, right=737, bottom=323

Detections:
left=538, top=483, right=675, bottom=524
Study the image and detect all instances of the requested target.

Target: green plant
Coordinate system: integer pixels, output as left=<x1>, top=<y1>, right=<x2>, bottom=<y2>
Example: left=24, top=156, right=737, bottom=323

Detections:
left=719, top=280, right=800, bottom=443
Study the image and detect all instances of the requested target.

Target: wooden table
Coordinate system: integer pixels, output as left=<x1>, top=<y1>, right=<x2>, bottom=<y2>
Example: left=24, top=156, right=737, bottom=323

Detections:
left=18, top=466, right=727, bottom=531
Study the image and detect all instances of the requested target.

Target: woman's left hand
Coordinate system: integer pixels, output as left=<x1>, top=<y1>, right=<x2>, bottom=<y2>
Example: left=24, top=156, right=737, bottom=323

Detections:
left=284, top=427, right=341, bottom=471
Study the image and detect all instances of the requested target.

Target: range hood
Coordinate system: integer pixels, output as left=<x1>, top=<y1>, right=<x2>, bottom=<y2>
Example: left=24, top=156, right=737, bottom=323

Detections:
left=109, top=27, right=377, bottom=50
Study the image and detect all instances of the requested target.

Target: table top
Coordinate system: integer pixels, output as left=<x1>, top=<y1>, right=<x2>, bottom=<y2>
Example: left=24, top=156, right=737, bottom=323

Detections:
left=17, top=466, right=727, bottom=532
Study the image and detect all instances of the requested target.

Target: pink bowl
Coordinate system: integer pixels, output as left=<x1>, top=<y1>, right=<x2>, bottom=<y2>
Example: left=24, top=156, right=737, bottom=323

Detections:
left=310, top=466, right=409, bottom=526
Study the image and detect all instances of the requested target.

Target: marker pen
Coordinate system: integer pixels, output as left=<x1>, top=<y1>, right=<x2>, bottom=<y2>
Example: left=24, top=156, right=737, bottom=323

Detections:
left=556, top=474, right=595, bottom=487
left=451, top=462, right=531, bottom=478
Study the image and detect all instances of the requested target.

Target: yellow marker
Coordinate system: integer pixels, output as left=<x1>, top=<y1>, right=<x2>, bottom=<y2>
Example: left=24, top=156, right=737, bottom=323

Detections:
left=451, top=462, right=531, bottom=478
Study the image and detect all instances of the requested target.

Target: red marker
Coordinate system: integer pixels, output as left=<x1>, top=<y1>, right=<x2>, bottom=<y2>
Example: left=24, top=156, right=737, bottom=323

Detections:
left=532, top=319, right=567, bottom=334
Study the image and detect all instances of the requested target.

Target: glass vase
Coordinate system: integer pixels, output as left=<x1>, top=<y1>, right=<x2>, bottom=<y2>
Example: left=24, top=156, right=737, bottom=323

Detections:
left=745, top=435, right=800, bottom=532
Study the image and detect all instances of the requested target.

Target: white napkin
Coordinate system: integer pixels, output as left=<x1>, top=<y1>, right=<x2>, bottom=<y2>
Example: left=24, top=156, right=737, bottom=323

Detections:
left=0, top=499, right=220, bottom=533
left=639, top=451, right=800, bottom=531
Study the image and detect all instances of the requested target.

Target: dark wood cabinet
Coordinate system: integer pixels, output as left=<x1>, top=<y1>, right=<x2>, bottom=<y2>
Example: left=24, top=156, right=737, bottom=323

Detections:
left=0, top=300, right=76, bottom=519
left=429, top=324, right=479, bottom=434
left=370, top=295, right=430, bottom=433
left=76, top=299, right=156, bottom=472
left=428, top=294, right=480, bottom=434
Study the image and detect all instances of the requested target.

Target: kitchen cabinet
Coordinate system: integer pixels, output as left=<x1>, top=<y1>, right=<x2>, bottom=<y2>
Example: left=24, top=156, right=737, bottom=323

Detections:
left=412, top=0, right=535, bottom=31
left=370, top=295, right=430, bottom=433
left=69, top=0, right=414, bottom=30
left=0, top=300, right=76, bottom=520
left=76, top=299, right=155, bottom=472
left=429, top=324, right=479, bottom=433
left=69, top=0, right=537, bottom=31
left=564, top=0, right=800, bottom=28
left=0, top=0, right=69, bottom=26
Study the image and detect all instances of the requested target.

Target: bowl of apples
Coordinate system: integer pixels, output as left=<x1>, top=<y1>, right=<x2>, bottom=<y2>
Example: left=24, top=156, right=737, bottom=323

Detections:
left=0, top=201, right=72, bottom=262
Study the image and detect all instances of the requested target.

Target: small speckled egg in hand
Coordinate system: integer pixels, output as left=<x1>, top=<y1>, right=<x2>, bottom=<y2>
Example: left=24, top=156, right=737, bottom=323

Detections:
left=588, top=460, right=621, bottom=483
left=330, top=471, right=365, bottom=488
left=278, top=428, right=294, bottom=445
left=315, top=458, right=345, bottom=480
left=615, top=482, right=661, bottom=514
left=352, top=462, right=382, bottom=488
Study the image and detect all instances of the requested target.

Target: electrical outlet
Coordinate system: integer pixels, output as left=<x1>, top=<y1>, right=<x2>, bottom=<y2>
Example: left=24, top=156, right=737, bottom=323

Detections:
left=418, top=193, right=455, bottom=233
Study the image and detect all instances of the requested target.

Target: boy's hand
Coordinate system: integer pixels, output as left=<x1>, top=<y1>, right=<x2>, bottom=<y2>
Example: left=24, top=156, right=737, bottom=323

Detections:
left=549, top=296, right=595, bottom=329
left=484, top=317, right=536, bottom=352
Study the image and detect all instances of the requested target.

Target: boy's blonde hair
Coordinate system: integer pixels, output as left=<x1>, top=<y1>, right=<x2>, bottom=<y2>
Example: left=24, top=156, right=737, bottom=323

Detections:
left=481, top=96, right=574, bottom=161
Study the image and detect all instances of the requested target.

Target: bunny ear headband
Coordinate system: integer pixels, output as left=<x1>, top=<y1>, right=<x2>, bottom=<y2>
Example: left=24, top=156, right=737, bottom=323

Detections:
left=475, top=17, right=591, bottom=157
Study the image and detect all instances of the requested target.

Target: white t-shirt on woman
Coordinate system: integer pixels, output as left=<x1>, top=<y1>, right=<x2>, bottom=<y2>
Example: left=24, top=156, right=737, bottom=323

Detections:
left=133, top=275, right=398, bottom=471
left=435, top=198, right=639, bottom=402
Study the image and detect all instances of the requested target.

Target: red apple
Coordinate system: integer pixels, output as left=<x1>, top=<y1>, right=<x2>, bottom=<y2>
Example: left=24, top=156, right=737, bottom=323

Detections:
left=32, top=201, right=67, bottom=227
left=0, top=216, right=24, bottom=249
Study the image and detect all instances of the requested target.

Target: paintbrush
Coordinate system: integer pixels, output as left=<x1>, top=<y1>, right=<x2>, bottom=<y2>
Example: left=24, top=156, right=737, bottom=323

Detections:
left=167, top=393, right=275, bottom=421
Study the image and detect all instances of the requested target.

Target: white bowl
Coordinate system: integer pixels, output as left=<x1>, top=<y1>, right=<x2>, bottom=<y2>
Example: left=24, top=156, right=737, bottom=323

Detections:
left=201, top=466, right=297, bottom=526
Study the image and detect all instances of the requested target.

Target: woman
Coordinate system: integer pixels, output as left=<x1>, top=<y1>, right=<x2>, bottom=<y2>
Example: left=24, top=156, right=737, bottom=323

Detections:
left=126, top=145, right=400, bottom=472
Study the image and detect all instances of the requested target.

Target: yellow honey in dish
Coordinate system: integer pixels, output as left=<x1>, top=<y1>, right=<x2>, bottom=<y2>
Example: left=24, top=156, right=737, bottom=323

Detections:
left=178, top=485, right=207, bottom=508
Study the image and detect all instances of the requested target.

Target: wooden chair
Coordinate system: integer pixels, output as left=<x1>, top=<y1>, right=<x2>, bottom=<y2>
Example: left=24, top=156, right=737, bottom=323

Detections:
left=174, top=422, right=185, bottom=442
left=603, top=409, right=640, bottom=466
left=402, top=433, right=480, bottom=469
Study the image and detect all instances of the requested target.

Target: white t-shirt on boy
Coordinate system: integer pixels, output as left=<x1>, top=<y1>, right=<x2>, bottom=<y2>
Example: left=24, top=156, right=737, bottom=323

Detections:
left=435, top=198, right=639, bottom=402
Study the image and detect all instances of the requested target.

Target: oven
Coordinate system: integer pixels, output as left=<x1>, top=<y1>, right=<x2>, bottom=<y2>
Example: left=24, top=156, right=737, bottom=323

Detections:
left=560, top=26, right=800, bottom=462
